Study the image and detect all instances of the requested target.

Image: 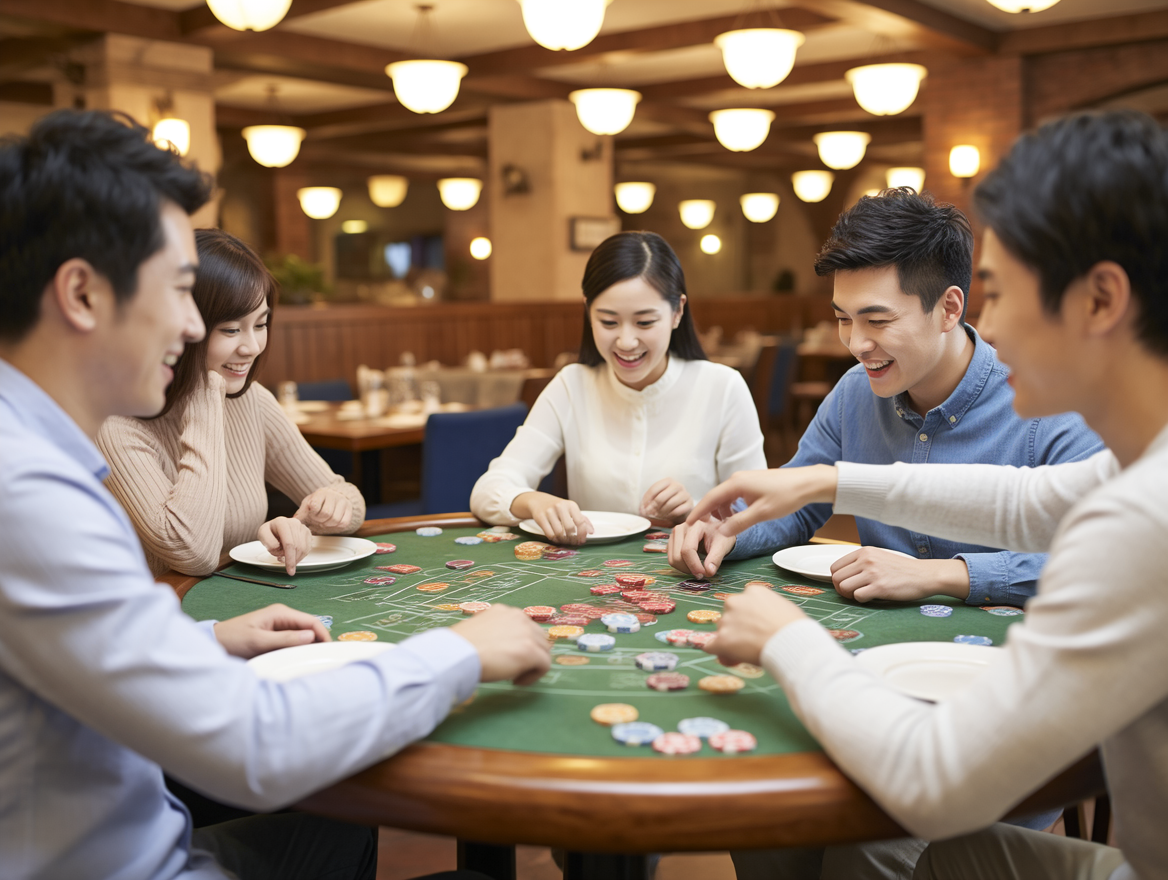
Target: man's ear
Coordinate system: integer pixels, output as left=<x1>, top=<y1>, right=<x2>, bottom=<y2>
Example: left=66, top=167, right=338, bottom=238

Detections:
left=937, top=285, right=965, bottom=332
left=1078, top=260, right=1132, bottom=340
left=50, top=258, right=109, bottom=334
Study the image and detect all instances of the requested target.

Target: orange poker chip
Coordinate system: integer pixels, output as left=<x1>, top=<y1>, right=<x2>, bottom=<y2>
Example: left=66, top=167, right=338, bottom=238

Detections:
left=435, top=603, right=462, bottom=611
left=590, top=703, right=639, bottom=725
left=744, top=580, right=775, bottom=590
left=337, top=630, right=378, bottom=642
left=782, top=585, right=826, bottom=596
left=547, top=625, right=585, bottom=640
left=459, top=601, right=492, bottom=614
left=728, top=662, right=765, bottom=679
left=416, top=582, right=450, bottom=592
left=698, top=674, right=745, bottom=694
left=827, top=629, right=862, bottom=642
left=556, top=655, right=591, bottom=666
left=687, top=609, right=722, bottom=624
left=712, top=592, right=734, bottom=600
left=515, top=541, right=551, bottom=560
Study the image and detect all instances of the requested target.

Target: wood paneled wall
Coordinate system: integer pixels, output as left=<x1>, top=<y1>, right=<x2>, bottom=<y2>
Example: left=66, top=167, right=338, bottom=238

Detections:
left=259, top=294, right=835, bottom=387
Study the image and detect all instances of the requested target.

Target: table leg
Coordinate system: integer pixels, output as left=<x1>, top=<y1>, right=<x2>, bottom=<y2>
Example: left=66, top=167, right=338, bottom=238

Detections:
left=563, top=852, right=652, bottom=880
left=456, top=840, right=516, bottom=880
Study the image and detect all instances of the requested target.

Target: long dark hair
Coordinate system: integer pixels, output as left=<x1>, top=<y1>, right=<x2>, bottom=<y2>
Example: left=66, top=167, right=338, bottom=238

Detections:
left=149, top=228, right=275, bottom=418
left=578, top=231, right=706, bottom=366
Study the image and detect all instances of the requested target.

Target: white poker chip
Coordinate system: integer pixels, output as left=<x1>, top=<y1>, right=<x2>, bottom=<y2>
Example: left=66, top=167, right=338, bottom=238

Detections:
left=576, top=633, right=616, bottom=653
left=634, top=651, right=678, bottom=671
left=454, top=536, right=482, bottom=545
left=416, top=527, right=443, bottom=537
left=677, top=716, right=730, bottom=739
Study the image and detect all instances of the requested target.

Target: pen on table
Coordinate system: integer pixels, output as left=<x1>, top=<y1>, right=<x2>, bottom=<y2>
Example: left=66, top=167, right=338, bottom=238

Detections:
left=210, top=571, right=296, bottom=589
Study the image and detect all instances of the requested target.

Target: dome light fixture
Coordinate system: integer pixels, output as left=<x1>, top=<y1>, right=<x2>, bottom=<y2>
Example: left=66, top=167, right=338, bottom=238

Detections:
left=152, top=117, right=190, bottom=156
left=846, top=63, right=927, bottom=116
left=886, top=166, right=925, bottom=191
left=985, top=0, right=1060, bottom=10
left=519, top=0, right=608, bottom=50
left=569, top=88, right=641, bottom=135
left=297, top=187, right=342, bottom=220
left=709, top=108, right=775, bottom=152
left=679, top=199, right=715, bottom=230
left=614, top=182, right=655, bottom=214
left=437, top=178, right=483, bottom=210
left=386, top=59, right=468, bottom=114
left=740, top=193, right=779, bottom=223
left=949, top=145, right=981, bottom=178
left=791, top=170, right=834, bottom=203
left=813, top=131, right=871, bottom=170
left=207, top=0, right=291, bottom=31
left=368, top=175, right=409, bottom=208
left=700, top=234, right=722, bottom=255
left=470, top=236, right=492, bottom=260
left=714, top=28, right=805, bottom=89
left=341, top=220, right=369, bottom=234
left=242, top=124, right=306, bottom=168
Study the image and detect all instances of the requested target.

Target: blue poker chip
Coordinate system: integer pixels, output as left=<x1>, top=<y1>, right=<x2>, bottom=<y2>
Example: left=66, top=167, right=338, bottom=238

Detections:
left=577, top=633, right=616, bottom=653
left=416, top=527, right=443, bottom=537
left=655, top=629, right=676, bottom=644
left=314, top=615, right=333, bottom=630
left=611, top=721, right=665, bottom=746
left=954, top=634, right=993, bottom=646
left=677, top=716, right=730, bottom=739
left=601, top=613, right=640, bottom=634
left=919, top=604, right=953, bottom=617
left=454, top=536, right=483, bottom=545
left=635, top=651, right=679, bottom=671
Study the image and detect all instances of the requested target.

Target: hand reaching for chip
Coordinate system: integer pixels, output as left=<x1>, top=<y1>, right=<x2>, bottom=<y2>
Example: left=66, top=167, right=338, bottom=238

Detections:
left=451, top=604, right=551, bottom=686
left=639, top=477, right=694, bottom=525
left=511, top=492, right=593, bottom=545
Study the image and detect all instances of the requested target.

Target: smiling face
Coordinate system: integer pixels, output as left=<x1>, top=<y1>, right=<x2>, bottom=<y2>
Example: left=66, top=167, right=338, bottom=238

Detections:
left=589, top=276, right=683, bottom=391
left=205, top=298, right=270, bottom=394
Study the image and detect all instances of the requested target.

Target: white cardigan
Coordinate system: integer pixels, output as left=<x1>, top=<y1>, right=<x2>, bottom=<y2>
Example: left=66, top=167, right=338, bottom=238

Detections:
left=471, top=357, right=767, bottom=524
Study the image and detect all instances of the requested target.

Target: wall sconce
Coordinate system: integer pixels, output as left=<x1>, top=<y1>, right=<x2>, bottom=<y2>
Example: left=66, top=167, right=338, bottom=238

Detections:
left=679, top=199, right=715, bottom=230
left=297, top=187, right=341, bottom=219
left=501, top=164, right=530, bottom=195
left=470, top=237, right=492, bottom=260
left=949, top=145, right=980, bottom=178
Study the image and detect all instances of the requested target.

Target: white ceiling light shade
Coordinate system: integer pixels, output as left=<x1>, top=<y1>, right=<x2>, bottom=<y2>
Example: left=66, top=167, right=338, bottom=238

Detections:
left=846, top=63, right=927, bottom=116
left=886, top=166, right=925, bottom=191
left=470, top=237, right=492, bottom=260
left=341, top=220, right=368, bottom=234
left=700, top=234, right=722, bottom=255
left=297, top=187, right=342, bottom=220
left=740, top=192, right=779, bottom=223
left=152, top=118, right=190, bottom=156
left=437, top=178, right=483, bottom=210
left=614, top=182, right=655, bottom=214
left=386, top=60, right=468, bottom=114
left=714, top=28, right=805, bottom=89
left=206, top=0, right=291, bottom=31
left=368, top=175, right=409, bottom=208
left=709, top=108, right=775, bottom=152
left=985, top=0, right=1060, bottom=10
left=792, top=170, right=834, bottom=203
left=949, top=145, right=981, bottom=178
left=813, top=131, right=871, bottom=170
left=569, top=89, right=641, bottom=135
left=679, top=199, right=715, bottom=230
left=519, top=0, right=608, bottom=50
left=241, top=125, right=306, bottom=168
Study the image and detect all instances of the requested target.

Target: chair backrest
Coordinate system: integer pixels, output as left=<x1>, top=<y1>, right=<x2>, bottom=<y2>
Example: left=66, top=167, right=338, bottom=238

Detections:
left=296, top=378, right=353, bottom=401
left=749, top=342, right=778, bottom=415
left=421, top=403, right=529, bottom=514
left=766, top=339, right=800, bottom=421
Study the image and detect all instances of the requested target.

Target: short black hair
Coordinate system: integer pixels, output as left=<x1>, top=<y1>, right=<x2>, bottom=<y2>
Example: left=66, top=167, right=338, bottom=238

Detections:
left=578, top=231, right=706, bottom=366
left=814, top=188, right=974, bottom=320
left=0, top=109, right=213, bottom=343
left=974, top=110, right=1168, bottom=358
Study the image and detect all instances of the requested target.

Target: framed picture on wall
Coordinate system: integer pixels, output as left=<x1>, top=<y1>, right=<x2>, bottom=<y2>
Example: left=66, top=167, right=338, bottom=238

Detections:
left=569, top=216, right=622, bottom=251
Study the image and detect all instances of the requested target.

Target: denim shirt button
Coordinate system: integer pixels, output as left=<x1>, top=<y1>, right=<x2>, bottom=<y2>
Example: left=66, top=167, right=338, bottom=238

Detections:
left=919, top=433, right=928, bottom=442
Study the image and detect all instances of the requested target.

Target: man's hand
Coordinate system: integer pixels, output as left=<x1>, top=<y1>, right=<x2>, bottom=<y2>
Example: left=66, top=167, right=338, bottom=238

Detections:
left=831, top=549, right=970, bottom=603
left=686, top=465, right=840, bottom=539
left=257, top=516, right=313, bottom=576
left=704, top=585, right=808, bottom=666
left=640, top=478, right=694, bottom=525
left=295, top=487, right=354, bottom=532
left=513, top=492, right=593, bottom=546
left=668, top=518, right=737, bottom=579
left=215, top=603, right=330, bottom=660
left=451, top=605, right=551, bottom=686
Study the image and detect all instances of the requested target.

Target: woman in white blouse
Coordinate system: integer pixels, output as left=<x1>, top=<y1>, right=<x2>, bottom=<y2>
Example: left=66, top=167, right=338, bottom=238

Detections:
left=471, top=231, right=766, bottom=544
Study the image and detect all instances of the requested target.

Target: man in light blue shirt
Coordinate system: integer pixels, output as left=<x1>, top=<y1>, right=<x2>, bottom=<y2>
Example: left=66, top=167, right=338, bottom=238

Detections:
left=0, top=110, right=550, bottom=880
left=671, top=189, right=1103, bottom=606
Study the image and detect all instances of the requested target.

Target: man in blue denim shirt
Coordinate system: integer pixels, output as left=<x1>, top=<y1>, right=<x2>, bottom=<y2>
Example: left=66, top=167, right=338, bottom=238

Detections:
left=671, top=189, right=1103, bottom=607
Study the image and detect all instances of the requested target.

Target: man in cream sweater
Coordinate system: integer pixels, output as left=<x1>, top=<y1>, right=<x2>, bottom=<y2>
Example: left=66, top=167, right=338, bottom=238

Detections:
left=691, top=110, right=1167, bottom=880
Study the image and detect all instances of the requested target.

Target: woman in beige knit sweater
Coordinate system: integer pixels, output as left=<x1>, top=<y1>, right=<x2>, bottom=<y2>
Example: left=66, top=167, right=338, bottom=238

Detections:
left=98, top=229, right=365, bottom=577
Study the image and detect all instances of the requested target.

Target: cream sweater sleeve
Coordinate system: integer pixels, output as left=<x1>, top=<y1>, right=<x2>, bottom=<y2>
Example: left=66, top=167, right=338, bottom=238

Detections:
left=97, top=378, right=228, bottom=576
left=255, top=385, right=366, bottom=533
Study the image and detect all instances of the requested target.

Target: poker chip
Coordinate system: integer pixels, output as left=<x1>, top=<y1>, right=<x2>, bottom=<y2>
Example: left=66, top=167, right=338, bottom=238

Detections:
left=445, top=559, right=474, bottom=570
left=524, top=605, right=556, bottom=621
left=782, top=585, right=825, bottom=596
left=614, top=574, right=653, bottom=587
left=416, top=582, right=450, bottom=592
left=577, top=633, right=617, bottom=653
left=645, top=532, right=671, bottom=541
left=575, top=569, right=604, bottom=578
left=638, top=600, right=676, bottom=614
left=576, top=607, right=610, bottom=620
left=479, top=533, right=518, bottom=543
left=561, top=603, right=598, bottom=614
left=547, top=614, right=590, bottom=626
left=677, top=580, right=712, bottom=593
left=514, top=541, right=550, bottom=560
left=642, top=543, right=668, bottom=553
left=543, top=548, right=579, bottom=561
left=635, top=651, right=679, bottom=671
left=827, top=629, right=862, bottom=642
left=744, top=580, right=775, bottom=590
left=364, top=575, right=397, bottom=585
left=380, top=564, right=421, bottom=574
left=655, top=629, right=676, bottom=643
left=463, top=570, right=493, bottom=580
left=688, top=632, right=715, bottom=649
left=687, top=609, right=722, bottom=624
left=653, top=732, right=702, bottom=755
left=590, top=584, right=622, bottom=595
left=416, top=527, right=443, bottom=537
left=709, top=729, right=757, bottom=754
left=314, top=615, right=333, bottom=630
left=983, top=606, right=1024, bottom=617
left=547, top=625, right=585, bottom=640
left=920, top=604, right=954, bottom=618
left=601, top=612, right=641, bottom=633
left=728, top=662, right=765, bottom=679
left=454, top=536, right=483, bottom=545
left=374, top=543, right=397, bottom=554
left=712, top=592, right=734, bottom=600
left=646, top=671, right=690, bottom=691
left=435, top=603, right=462, bottom=611
left=556, top=655, right=591, bottom=666
left=337, top=630, right=378, bottom=642
left=620, top=590, right=656, bottom=601
left=590, top=703, right=638, bottom=725
left=459, top=601, right=492, bottom=614
left=678, top=716, right=730, bottom=739
left=603, top=559, right=635, bottom=568
left=699, top=674, right=745, bottom=694
left=634, top=613, right=658, bottom=626
left=611, top=721, right=664, bottom=746
left=666, top=629, right=698, bottom=647
left=954, top=634, right=993, bottom=645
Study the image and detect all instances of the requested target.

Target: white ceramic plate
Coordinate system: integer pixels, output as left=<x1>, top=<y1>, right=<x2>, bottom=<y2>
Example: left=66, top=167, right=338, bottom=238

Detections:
left=248, top=641, right=395, bottom=682
left=519, top=511, right=652, bottom=544
left=771, top=544, right=913, bottom=583
left=854, top=641, right=1003, bottom=702
left=229, top=536, right=378, bottom=573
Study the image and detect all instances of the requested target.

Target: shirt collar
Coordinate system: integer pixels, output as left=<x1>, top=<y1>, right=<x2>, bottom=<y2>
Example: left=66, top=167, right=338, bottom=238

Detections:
left=893, top=325, right=993, bottom=428
left=604, top=353, right=684, bottom=403
left=0, top=358, right=110, bottom=480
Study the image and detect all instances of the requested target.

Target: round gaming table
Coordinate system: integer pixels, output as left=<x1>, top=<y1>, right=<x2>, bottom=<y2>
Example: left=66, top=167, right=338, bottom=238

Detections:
left=172, top=514, right=1104, bottom=880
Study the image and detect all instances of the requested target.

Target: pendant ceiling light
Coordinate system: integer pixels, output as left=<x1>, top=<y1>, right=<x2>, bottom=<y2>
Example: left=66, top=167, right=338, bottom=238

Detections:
left=709, top=108, right=775, bottom=152
left=386, top=59, right=468, bottom=114
left=206, top=0, right=291, bottom=31
left=700, top=234, right=722, bottom=255
left=242, top=124, right=305, bottom=168
left=984, top=0, right=1060, bottom=10
left=813, top=131, right=871, bottom=170
left=791, top=170, right=834, bottom=203
left=740, top=193, right=779, bottom=223
left=520, top=0, right=608, bottom=51
left=368, top=175, right=409, bottom=208
left=614, top=182, right=655, bottom=214
left=846, top=63, right=927, bottom=116
left=297, top=187, right=341, bottom=220
left=470, top=237, right=492, bottom=260
left=152, top=118, right=190, bottom=156
left=569, top=89, right=641, bottom=136
left=714, top=28, right=805, bottom=89
left=886, top=166, right=925, bottom=191
left=437, top=178, right=483, bottom=211
left=679, top=200, right=715, bottom=230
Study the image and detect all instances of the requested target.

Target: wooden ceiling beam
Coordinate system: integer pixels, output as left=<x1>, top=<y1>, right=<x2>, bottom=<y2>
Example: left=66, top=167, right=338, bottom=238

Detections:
left=791, top=0, right=997, bottom=54
left=0, top=80, right=54, bottom=103
left=0, top=0, right=181, bottom=40
left=999, top=9, right=1168, bottom=55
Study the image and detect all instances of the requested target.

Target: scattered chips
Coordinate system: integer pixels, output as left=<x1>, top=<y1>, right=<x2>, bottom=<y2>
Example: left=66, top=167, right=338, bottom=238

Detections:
left=459, top=601, right=492, bottom=614
left=781, top=585, right=826, bottom=596
left=577, top=633, right=617, bottom=653
left=416, top=527, right=443, bottom=537
left=591, top=703, right=638, bottom=725
left=982, top=606, right=1024, bottom=617
left=638, top=600, right=676, bottom=614
left=678, top=716, right=730, bottom=739
left=646, top=671, right=690, bottom=692
left=337, top=630, right=378, bottom=642
left=827, top=629, right=862, bottom=642
left=373, top=543, right=397, bottom=554
left=416, top=582, right=450, bottom=592
left=454, top=536, right=483, bottom=545
left=635, top=651, right=679, bottom=671
left=666, top=629, right=698, bottom=647
left=709, top=729, right=757, bottom=754
left=920, top=604, right=953, bottom=618
left=687, top=609, right=722, bottom=624
left=547, top=625, right=585, bottom=640
left=364, top=575, right=397, bottom=585
left=556, top=655, right=591, bottom=666
left=954, top=634, right=993, bottom=645
left=621, top=590, right=657, bottom=602
left=655, top=629, right=677, bottom=644
left=614, top=574, right=654, bottom=587
left=523, top=605, right=556, bottom=621
left=653, top=732, right=702, bottom=755
left=445, top=559, right=474, bottom=570
left=590, top=584, right=622, bottom=595
left=380, top=564, right=421, bottom=575
left=611, top=721, right=664, bottom=746
left=699, top=674, right=745, bottom=694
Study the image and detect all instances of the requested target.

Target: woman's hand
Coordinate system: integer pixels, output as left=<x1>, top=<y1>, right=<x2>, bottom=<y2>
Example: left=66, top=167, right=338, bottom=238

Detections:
left=257, top=515, right=313, bottom=576
left=640, top=477, right=694, bottom=525
left=295, top=486, right=354, bottom=532
left=512, top=492, right=593, bottom=546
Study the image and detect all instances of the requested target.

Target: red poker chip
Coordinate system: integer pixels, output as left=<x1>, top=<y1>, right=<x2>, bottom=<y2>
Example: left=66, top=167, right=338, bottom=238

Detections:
left=709, top=730, right=757, bottom=754
left=590, top=584, right=621, bottom=595
left=688, top=632, right=715, bottom=649
left=379, top=564, right=421, bottom=574
left=634, top=613, right=658, bottom=625
left=652, top=732, right=702, bottom=755
left=828, top=629, right=861, bottom=642
left=524, top=605, right=556, bottom=621
left=614, top=574, right=649, bottom=587
left=621, top=590, right=655, bottom=601
left=547, top=614, right=589, bottom=626
left=561, top=603, right=597, bottom=614
left=646, top=672, right=690, bottom=692
left=782, top=585, right=826, bottom=596
left=645, top=532, right=671, bottom=541
left=374, top=543, right=397, bottom=554
left=603, top=559, right=635, bottom=568
left=638, top=600, right=676, bottom=614
left=574, top=569, right=604, bottom=578
left=666, top=629, right=698, bottom=646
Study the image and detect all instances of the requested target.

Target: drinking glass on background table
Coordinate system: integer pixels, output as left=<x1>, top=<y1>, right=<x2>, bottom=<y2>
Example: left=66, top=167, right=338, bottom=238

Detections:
left=420, top=380, right=441, bottom=414
left=277, top=381, right=298, bottom=414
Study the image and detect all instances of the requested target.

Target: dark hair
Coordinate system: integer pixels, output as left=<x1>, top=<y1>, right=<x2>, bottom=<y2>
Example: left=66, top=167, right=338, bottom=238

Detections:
left=578, top=231, right=706, bottom=366
left=814, top=188, right=974, bottom=320
left=974, top=110, right=1168, bottom=357
left=0, top=109, right=213, bottom=343
left=151, top=229, right=275, bottom=418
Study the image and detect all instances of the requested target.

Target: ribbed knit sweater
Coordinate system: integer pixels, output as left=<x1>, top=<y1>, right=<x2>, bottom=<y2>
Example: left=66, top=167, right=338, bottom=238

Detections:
left=97, top=378, right=365, bottom=577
